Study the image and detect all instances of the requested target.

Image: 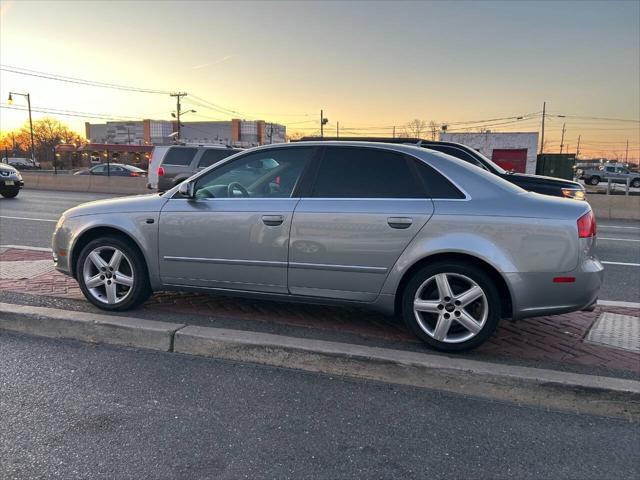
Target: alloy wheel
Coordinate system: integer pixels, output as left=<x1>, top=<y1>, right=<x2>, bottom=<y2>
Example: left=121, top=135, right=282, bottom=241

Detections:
left=413, top=273, right=488, bottom=343
left=82, top=246, right=135, bottom=305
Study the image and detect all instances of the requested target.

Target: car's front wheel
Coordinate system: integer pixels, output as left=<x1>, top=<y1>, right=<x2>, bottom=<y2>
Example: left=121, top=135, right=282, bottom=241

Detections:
left=401, top=261, right=501, bottom=352
left=588, top=176, right=600, bottom=185
left=631, top=179, right=640, bottom=189
left=76, top=236, right=151, bottom=311
left=1, top=187, right=20, bottom=198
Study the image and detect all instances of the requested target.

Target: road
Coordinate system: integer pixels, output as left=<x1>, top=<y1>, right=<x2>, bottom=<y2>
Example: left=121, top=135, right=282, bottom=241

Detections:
left=1, top=331, right=638, bottom=480
left=1, top=189, right=639, bottom=302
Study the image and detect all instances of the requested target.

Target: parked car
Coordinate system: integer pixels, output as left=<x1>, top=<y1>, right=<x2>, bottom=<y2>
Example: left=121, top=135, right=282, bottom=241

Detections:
left=579, top=164, right=640, bottom=188
left=52, top=142, right=602, bottom=352
left=1, top=157, right=40, bottom=170
left=147, top=144, right=242, bottom=191
left=0, top=163, right=24, bottom=198
left=299, top=137, right=586, bottom=200
left=74, top=163, right=147, bottom=177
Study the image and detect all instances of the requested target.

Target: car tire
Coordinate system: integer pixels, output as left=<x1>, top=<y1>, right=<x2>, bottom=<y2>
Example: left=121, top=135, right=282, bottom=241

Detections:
left=1, top=188, right=19, bottom=198
left=588, top=176, right=600, bottom=185
left=76, top=235, right=151, bottom=311
left=631, top=179, right=640, bottom=189
left=401, top=261, right=501, bottom=352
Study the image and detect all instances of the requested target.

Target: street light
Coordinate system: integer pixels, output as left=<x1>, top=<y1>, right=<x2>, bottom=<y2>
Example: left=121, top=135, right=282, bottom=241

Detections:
left=8, top=91, right=36, bottom=164
left=172, top=109, right=196, bottom=118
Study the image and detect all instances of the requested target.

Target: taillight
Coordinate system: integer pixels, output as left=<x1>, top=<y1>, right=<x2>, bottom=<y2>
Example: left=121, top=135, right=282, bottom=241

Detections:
left=130, top=172, right=140, bottom=177
left=158, top=166, right=165, bottom=177
left=577, top=210, right=596, bottom=238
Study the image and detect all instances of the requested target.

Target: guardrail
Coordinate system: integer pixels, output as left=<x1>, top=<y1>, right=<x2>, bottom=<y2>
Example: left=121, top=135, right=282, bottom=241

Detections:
left=20, top=172, right=148, bottom=195
left=587, top=194, right=640, bottom=221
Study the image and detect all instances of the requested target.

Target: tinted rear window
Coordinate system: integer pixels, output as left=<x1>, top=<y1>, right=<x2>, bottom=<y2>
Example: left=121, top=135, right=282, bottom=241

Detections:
left=413, top=160, right=465, bottom=199
left=312, top=147, right=424, bottom=198
left=163, top=147, right=197, bottom=166
left=198, top=149, right=240, bottom=168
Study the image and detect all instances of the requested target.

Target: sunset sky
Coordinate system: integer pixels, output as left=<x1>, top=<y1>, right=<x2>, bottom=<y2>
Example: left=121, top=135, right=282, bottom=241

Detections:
left=1, top=0, right=638, bottom=160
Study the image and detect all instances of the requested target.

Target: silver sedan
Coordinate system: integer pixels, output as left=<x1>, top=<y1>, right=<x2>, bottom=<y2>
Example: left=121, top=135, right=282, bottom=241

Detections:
left=52, top=142, right=603, bottom=352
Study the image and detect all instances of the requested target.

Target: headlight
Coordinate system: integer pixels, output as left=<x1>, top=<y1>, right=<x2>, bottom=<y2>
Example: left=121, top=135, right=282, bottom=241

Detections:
left=562, top=188, right=586, bottom=201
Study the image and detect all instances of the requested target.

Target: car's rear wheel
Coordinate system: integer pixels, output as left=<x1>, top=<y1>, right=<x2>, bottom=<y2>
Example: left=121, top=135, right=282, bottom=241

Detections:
left=1, top=187, right=20, bottom=198
left=588, top=176, right=600, bottom=185
left=76, top=236, right=151, bottom=311
left=401, top=261, right=501, bottom=352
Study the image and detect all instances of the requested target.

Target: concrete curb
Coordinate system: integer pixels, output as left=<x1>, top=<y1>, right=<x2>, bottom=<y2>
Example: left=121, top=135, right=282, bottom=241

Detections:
left=0, top=302, right=184, bottom=351
left=1, top=302, right=638, bottom=419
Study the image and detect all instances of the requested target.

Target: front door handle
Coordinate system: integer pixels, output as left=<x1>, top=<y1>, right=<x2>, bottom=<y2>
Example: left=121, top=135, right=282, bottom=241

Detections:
left=262, top=215, right=284, bottom=226
left=387, top=217, right=413, bottom=229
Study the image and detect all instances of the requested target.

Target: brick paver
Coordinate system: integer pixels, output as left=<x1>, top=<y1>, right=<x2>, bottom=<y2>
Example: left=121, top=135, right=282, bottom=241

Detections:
left=1, top=248, right=638, bottom=373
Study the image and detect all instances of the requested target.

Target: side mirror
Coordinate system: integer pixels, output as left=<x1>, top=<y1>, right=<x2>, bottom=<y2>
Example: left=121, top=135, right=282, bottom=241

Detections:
left=178, top=180, right=195, bottom=198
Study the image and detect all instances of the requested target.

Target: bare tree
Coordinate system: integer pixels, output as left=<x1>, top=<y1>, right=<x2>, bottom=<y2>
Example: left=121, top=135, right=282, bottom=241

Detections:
left=403, top=119, right=427, bottom=138
left=428, top=121, right=439, bottom=141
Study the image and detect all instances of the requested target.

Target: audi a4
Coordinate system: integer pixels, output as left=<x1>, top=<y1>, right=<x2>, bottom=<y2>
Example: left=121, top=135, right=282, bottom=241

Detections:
left=52, top=142, right=603, bottom=352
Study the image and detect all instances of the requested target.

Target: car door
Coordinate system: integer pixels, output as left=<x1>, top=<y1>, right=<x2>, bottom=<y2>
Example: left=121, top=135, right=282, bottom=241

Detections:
left=288, top=146, right=435, bottom=302
left=158, top=146, right=315, bottom=293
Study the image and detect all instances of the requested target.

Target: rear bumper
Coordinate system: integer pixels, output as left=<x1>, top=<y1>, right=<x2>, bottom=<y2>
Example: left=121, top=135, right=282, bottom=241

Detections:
left=508, top=257, right=604, bottom=320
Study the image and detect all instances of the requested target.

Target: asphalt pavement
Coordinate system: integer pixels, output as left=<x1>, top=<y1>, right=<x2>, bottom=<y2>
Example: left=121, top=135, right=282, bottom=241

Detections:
left=1, top=189, right=638, bottom=302
left=1, top=331, right=638, bottom=480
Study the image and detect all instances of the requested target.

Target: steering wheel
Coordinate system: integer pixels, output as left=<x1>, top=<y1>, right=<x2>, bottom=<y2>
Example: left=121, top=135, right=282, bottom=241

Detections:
left=227, top=182, right=250, bottom=198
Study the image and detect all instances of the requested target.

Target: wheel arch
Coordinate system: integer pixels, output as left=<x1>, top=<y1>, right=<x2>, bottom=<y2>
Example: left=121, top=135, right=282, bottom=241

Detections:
left=70, top=226, right=149, bottom=281
left=394, top=252, right=514, bottom=319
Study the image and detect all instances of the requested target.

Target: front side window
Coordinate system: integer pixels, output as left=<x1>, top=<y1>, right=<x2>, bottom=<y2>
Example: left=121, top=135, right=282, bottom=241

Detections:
left=92, top=165, right=106, bottom=173
left=312, top=147, right=424, bottom=198
left=164, top=147, right=197, bottom=166
left=194, top=147, right=312, bottom=199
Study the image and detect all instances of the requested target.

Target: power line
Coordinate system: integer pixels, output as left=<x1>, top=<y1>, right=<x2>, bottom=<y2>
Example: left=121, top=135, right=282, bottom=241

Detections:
left=0, top=103, right=144, bottom=121
left=1, top=64, right=172, bottom=94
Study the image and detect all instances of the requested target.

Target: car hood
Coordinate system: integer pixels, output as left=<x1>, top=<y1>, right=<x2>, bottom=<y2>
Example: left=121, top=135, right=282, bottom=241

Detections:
left=0, top=164, right=19, bottom=174
left=507, top=172, right=583, bottom=189
left=63, top=193, right=168, bottom=218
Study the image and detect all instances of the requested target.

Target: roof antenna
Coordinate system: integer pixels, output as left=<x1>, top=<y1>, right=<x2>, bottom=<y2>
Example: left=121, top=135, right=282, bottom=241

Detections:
left=416, top=140, right=423, bottom=147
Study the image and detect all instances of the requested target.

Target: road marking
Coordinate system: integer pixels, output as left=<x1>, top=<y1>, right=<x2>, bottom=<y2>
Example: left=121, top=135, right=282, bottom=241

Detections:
left=0, top=215, right=57, bottom=223
left=600, top=225, right=640, bottom=230
left=598, top=300, right=640, bottom=309
left=599, top=237, right=640, bottom=242
left=602, top=260, right=640, bottom=267
left=0, top=244, right=52, bottom=252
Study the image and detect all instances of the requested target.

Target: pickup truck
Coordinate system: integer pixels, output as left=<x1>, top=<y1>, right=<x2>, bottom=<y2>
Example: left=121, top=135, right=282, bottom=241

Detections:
left=579, top=164, right=640, bottom=188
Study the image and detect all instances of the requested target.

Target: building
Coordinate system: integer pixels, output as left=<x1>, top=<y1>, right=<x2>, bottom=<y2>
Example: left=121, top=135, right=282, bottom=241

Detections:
left=440, top=132, right=539, bottom=174
left=85, top=119, right=286, bottom=147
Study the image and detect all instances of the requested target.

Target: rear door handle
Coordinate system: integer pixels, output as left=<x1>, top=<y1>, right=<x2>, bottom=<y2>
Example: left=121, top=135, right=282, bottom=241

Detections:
left=387, top=217, right=413, bottom=229
left=262, top=215, right=284, bottom=226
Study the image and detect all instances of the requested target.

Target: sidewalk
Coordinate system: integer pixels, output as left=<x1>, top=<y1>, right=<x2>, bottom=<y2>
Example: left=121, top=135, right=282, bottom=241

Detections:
left=1, top=246, right=638, bottom=374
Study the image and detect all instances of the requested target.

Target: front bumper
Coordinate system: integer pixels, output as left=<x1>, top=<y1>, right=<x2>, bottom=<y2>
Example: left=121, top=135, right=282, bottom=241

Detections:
left=507, top=257, right=604, bottom=320
left=0, top=177, right=23, bottom=188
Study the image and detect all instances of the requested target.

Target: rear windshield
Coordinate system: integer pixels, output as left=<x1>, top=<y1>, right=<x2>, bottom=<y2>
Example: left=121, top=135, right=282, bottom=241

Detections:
left=163, top=147, right=198, bottom=166
left=197, top=149, right=241, bottom=168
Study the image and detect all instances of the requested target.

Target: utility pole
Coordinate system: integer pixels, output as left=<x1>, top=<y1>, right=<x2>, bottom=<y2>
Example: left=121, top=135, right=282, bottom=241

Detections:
left=576, top=135, right=581, bottom=158
left=539, top=101, right=546, bottom=154
left=170, top=92, right=188, bottom=141
left=559, top=122, right=566, bottom=154
left=8, top=92, right=35, bottom=163
left=336, top=122, right=339, bottom=138
left=392, top=126, right=396, bottom=139
left=320, top=109, right=329, bottom=138
left=625, top=139, right=629, bottom=164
